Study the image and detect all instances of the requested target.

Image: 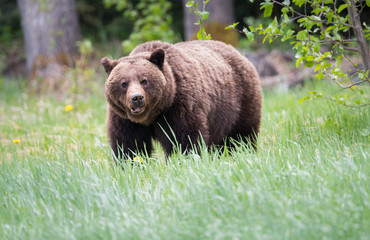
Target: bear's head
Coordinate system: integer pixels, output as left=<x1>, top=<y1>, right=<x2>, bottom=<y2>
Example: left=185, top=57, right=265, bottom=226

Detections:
left=101, top=49, right=176, bottom=125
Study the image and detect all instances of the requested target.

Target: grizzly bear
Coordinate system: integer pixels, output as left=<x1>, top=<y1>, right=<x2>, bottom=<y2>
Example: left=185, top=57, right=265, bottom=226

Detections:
left=101, top=40, right=262, bottom=159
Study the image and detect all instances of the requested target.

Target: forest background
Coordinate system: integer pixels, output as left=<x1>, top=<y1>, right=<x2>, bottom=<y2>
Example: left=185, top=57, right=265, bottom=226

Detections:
left=0, top=1, right=369, bottom=239
left=1, top=0, right=266, bottom=79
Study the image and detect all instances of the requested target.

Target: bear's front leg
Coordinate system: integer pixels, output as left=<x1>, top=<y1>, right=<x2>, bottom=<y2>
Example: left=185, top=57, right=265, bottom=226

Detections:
left=107, top=108, right=153, bottom=160
left=154, top=108, right=209, bottom=156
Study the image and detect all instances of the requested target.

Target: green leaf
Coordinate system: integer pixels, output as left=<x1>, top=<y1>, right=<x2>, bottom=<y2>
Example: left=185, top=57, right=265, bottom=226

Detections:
left=246, top=32, right=254, bottom=41
left=358, top=72, right=364, bottom=80
left=327, top=12, right=333, bottom=23
left=295, top=0, right=305, bottom=7
left=297, top=18, right=306, bottom=23
left=286, top=29, right=293, bottom=37
left=305, top=61, right=314, bottom=68
left=185, top=2, right=194, bottom=8
left=225, top=22, right=239, bottom=30
left=296, top=57, right=304, bottom=67
left=313, top=43, right=320, bottom=53
left=197, top=28, right=204, bottom=40
left=336, top=57, right=343, bottom=66
left=316, top=72, right=325, bottom=80
left=243, top=28, right=254, bottom=41
left=281, top=36, right=289, bottom=42
left=198, top=11, right=209, bottom=21
left=366, top=0, right=370, bottom=7
left=262, top=2, right=273, bottom=17
left=299, top=96, right=309, bottom=104
left=310, top=16, right=321, bottom=21
left=295, top=51, right=303, bottom=59
left=316, top=56, right=325, bottom=62
left=337, top=4, right=348, bottom=13
left=306, top=56, right=315, bottom=61
left=282, top=7, right=290, bottom=14
left=297, top=30, right=308, bottom=40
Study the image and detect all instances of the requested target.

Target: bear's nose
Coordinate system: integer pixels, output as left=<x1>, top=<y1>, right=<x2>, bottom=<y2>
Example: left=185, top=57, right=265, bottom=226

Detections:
left=131, top=94, right=144, bottom=106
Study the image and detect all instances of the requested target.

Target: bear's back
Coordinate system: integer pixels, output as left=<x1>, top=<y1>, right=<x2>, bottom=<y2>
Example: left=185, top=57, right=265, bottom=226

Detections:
left=168, top=40, right=261, bottom=145
left=130, top=41, right=172, bottom=56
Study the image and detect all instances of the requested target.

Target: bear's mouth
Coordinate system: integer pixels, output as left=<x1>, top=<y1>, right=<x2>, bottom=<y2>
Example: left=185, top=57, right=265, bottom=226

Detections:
left=130, top=106, right=145, bottom=115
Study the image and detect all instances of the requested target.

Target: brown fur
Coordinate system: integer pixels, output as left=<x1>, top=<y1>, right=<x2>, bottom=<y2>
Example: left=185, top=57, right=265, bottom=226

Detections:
left=101, top=40, right=262, bottom=159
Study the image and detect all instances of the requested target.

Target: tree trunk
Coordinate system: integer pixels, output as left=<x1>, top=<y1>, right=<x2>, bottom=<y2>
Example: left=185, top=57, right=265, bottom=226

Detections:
left=347, top=0, right=370, bottom=80
left=17, top=0, right=81, bottom=91
left=182, top=0, right=237, bottom=45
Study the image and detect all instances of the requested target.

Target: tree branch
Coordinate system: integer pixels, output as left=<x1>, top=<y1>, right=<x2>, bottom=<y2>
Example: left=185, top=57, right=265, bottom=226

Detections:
left=335, top=80, right=368, bottom=90
left=312, top=97, right=370, bottom=108
left=342, top=46, right=359, bottom=52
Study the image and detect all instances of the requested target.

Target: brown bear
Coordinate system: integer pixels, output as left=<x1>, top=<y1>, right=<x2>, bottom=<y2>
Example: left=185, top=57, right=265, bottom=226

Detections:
left=101, top=40, right=262, bottom=159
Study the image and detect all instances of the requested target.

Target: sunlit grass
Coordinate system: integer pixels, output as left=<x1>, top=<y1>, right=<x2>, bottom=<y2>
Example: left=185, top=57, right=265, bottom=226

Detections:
left=0, top=77, right=369, bottom=239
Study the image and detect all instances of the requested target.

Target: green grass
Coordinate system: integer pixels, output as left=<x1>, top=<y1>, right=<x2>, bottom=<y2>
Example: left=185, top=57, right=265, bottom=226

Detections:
left=0, top=78, right=369, bottom=239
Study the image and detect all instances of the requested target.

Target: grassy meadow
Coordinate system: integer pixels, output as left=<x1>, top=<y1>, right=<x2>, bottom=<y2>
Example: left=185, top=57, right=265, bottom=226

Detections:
left=0, top=77, right=369, bottom=239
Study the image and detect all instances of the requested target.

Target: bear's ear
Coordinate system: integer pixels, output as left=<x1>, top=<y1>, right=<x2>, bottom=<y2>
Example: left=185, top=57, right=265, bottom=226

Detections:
left=149, top=49, right=165, bottom=68
left=101, top=57, right=119, bottom=74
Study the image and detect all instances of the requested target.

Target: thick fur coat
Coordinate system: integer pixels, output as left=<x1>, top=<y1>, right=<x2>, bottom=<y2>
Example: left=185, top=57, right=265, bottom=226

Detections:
left=101, top=40, right=262, bottom=158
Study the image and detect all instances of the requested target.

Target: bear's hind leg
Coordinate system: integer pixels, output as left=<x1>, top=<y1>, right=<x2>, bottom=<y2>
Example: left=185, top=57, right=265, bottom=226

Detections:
left=154, top=110, right=210, bottom=156
left=226, top=120, right=260, bottom=151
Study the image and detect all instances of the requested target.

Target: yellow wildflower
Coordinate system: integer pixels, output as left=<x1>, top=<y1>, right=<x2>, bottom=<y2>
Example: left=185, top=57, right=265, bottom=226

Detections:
left=65, top=105, right=73, bottom=112
left=133, top=157, right=143, bottom=163
left=13, top=139, right=20, bottom=143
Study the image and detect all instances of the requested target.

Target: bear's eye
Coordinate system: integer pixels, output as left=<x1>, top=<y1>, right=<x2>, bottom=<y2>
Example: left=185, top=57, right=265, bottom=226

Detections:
left=121, top=82, right=128, bottom=88
left=140, top=79, right=148, bottom=85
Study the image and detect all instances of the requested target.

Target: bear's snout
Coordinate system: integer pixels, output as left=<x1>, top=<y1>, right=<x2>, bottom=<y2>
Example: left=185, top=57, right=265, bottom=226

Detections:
left=129, top=93, right=146, bottom=115
left=131, top=94, right=144, bottom=107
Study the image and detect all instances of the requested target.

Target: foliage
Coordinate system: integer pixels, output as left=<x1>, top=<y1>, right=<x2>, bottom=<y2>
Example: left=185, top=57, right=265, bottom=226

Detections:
left=103, top=0, right=178, bottom=53
left=0, top=78, right=369, bottom=239
left=186, top=0, right=212, bottom=40
left=0, top=0, right=22, bottom=45
left=0, top=0, right=23, bottom=75
left=76, top=0, right=133, bottom=43
left=237, top=17, right=294, bottom=51
left=229, top=0, right=370, bottom=107
left=68, top=39, right=97, bottom=94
